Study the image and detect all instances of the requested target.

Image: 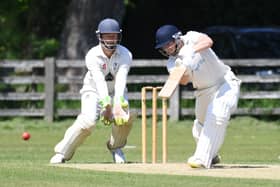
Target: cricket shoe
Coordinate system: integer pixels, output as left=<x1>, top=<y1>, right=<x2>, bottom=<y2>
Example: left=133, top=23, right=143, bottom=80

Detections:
left=50, top=153, right=65, bottom=164
left=187, top=156, right=205, bottom=168
left=211, top=155, right=221, bottom=165
left=112, top=148, right=126, bottom=164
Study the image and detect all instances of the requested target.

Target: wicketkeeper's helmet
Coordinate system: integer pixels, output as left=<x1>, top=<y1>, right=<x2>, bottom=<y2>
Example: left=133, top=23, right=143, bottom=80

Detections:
left=96, top=18, right=122, bottom=50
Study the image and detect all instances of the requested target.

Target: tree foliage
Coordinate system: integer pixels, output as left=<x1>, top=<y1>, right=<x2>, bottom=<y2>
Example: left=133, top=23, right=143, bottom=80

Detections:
left=0, top=0, right=70, bottom=59
left=0, top=0, right=279, bottom=59
left=58, top=0, right=125, bottom=59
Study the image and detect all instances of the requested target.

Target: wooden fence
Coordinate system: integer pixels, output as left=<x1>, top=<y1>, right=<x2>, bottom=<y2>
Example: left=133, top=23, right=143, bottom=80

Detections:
left=0, top=58, right=279, bottom=122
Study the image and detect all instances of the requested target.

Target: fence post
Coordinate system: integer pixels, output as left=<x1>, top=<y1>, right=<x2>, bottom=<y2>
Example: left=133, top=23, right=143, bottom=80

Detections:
left=44, top=57, right=55, bottom=122
left=169, top=86, right=180, bottom=121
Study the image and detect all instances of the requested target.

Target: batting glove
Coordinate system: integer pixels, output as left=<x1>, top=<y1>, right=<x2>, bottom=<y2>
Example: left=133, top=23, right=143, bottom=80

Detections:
left=177, top=47, right=200, bottom=71
left=178, top=45, right=196, bottom=59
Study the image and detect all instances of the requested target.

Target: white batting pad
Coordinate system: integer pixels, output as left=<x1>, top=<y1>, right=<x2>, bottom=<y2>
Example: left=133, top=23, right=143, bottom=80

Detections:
left=193, top=115, right=228, bottom=168
left=192, top=119, right=203, bottom=143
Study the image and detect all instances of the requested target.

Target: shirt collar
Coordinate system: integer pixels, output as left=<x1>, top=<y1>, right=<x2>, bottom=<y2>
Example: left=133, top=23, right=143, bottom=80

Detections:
left=97, top=44, right=120, bottom=58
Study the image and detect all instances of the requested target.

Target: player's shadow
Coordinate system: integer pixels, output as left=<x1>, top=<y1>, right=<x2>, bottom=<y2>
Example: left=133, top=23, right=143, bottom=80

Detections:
left=213, top=164, right=269, bottom=169
left=69, top=161, right=140, bottom=164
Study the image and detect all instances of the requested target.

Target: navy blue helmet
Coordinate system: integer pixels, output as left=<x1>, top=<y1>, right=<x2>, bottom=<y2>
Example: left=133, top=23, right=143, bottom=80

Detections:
left=96, top=18, right=122, bottom=50
left=155, top=25, right=181, bottom=49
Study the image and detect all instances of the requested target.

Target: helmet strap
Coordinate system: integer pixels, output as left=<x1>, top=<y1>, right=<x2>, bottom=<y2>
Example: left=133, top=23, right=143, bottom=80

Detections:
left=158, top=48, right=169, bottom=57
left=101, top=41, right=118, bottom=50
left=172, top=39, right=182, bottom=56
left=98, top=33, right=122, bottom=51
left=159, top=38, right=182, bottom=57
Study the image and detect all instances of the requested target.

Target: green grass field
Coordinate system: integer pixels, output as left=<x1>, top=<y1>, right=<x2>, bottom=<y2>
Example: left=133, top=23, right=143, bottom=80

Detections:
left=0, top=116, right=279, bottom=187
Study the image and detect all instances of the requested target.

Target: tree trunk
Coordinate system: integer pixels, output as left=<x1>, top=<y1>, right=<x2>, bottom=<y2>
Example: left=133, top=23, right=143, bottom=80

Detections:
left=58, top=0, right=125, bottom=59
left=58, top=0, right=125, bottom=91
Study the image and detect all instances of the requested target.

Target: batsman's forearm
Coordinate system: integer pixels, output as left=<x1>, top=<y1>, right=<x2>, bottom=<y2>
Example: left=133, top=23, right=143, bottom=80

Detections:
left=193, top=34, right=213, bottom=52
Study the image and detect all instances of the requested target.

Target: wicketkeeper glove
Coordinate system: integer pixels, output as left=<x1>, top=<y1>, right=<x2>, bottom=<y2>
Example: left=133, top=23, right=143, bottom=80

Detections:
left=114, top=110, right=129, bottom=126
left=100, top=113, right=113, bottom=126
left=119, top=96, right=129, bottom=109
left=113, top=96, right=129, bottom=126
left=99, top=96, right=114, bottom=126
left=99, top=96, right=112, bottom=109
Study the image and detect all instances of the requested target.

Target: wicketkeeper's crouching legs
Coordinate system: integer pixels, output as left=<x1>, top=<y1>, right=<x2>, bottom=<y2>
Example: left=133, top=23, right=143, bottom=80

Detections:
left=50, top=114, right=96, bottom=163
left=50, top=90, right=135, bottom=164
left=107, top=113, right=136, bottom=163
left=50, top=91, right=99, bottom=164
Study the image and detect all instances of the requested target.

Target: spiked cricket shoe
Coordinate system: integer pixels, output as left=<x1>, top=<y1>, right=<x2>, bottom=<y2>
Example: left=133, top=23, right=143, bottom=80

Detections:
left=112, top=148, right=126, bottom=163
left=211, top=155, right=221, bottom=165
left=187, top=156, right=205, bottom=168
left=50, top=153, right=65, bottom=164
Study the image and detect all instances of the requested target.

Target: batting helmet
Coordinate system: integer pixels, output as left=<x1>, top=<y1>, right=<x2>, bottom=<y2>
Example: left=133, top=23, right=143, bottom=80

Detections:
left=155, top=25, right=182, bottom=49
left=96, top=18, right=122, bottom=50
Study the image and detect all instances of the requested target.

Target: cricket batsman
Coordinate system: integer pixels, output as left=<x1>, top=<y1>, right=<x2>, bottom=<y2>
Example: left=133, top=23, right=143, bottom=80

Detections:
left=50, top=18, right=134, bottom=164
left=155, top=25, right=241, bottom=168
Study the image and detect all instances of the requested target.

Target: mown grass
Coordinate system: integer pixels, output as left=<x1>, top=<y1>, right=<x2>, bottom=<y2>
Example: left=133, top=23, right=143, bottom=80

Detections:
left=0, top=116, right=279, bottom=187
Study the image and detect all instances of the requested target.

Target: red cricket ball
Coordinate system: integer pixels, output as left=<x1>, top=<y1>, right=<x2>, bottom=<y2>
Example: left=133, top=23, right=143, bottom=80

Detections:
left=22, top=132, right=31, bottom=141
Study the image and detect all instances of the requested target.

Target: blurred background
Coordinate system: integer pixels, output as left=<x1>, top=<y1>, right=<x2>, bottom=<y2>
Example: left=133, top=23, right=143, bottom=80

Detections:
left=1, top=0, right=280, bottom=60
left=0, top=0, right=279, bottom=121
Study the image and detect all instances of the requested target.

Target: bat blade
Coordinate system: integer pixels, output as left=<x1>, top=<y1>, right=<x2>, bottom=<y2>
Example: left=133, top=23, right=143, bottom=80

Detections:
left=158, top=66, right=186, bottom=98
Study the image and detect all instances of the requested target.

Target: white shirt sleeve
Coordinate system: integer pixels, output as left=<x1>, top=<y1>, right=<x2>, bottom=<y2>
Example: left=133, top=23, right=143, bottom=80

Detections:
left=185, top=31, right=202, bottom=44
left=114, top=51, right=132, bottom=104
left=114, top=64, right=129, bottom=102
left=85, top=53, right=109, bottom=99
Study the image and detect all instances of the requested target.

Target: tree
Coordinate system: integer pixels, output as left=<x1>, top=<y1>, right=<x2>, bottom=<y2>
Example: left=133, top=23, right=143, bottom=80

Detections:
left=58, top=0, right=125, bottom=59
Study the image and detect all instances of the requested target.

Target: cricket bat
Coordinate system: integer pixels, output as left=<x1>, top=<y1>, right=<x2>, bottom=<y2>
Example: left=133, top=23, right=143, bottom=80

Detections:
left=158, top=66, right=187, bottom=98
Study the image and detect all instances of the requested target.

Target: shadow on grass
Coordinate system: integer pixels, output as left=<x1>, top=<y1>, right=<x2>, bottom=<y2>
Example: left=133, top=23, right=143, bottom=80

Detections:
left=213, top=164, right=269, bottom=169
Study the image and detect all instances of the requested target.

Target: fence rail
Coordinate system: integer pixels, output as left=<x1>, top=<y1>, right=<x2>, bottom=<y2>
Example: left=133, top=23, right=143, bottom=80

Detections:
left=0, top=58, right=279, bottom=122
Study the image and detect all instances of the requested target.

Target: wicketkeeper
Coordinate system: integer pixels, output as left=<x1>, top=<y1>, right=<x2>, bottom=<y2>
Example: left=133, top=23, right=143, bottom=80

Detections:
left=50, top=18, right=134, bottom=164
left=155, top=25, right=241, bottom=168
